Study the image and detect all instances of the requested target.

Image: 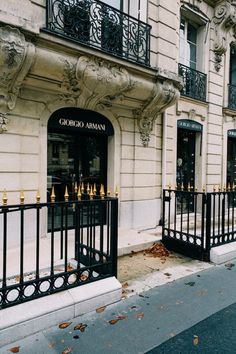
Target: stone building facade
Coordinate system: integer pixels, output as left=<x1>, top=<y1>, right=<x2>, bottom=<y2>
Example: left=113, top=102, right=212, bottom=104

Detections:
left=0, top=0, right=236, bottom=240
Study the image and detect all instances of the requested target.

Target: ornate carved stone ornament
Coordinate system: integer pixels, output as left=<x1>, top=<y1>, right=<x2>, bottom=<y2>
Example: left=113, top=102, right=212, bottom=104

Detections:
left=0, top=112, right=8, bottom=133
left=0, top=26, right=35, bottom=114
left=213, top=0, right=236, bottom=71
left=134, top=79, right=180, bottom=147
left=58, top=55, right=135, bottom=110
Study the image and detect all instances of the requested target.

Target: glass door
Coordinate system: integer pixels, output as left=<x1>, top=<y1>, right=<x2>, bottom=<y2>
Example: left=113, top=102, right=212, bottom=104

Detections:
left=47, top=132, right=107, bottom=230
left=176, top=129, right=196, bottom=213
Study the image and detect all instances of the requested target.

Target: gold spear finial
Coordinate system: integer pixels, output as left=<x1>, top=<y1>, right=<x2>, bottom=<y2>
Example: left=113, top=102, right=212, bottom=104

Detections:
left=213, top=185, right=216, bottom=192
left=93, top=183, right=97, bottom=196
left=2, top=189, right=7, bottom=206
left=218, top=185, right=221, bottom=192
left=81, top=182, right=84, bottom=194
left=36, top=190, right=40, bottom=204
left=87, top=182, right=90, bottom=194
left=77, top=185, right=81, bottom=200
left=115, top=186, right=119, bottom=197
left=181, top=182, right=184, bottom=191
left=64, top=186, right=69, bottom=202
left=228, top=182, right=231, bottom=192
left=100, top=184, right=105, bottom=200
left=107, top=187, right=111, bottom=197
left=187, top=183, right=191, bottom=192
left=20, top=190, right=25, bottom=205
left=89, top=186, right=93, bottom=200
left=168, top=182, right=172, bottom=190
left=74, top=181, right=78, bottom=194
left=51, top=186, right=56, bottom=203
left=233, top=182, right=235, bottom=192
left=202, top=185, right=206, bottom=193
left=223, top=184, right=226, bottom=192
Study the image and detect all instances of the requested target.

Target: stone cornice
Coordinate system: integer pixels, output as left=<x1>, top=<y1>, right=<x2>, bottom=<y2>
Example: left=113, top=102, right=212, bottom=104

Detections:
left=213, top=0, right=236, bottom=71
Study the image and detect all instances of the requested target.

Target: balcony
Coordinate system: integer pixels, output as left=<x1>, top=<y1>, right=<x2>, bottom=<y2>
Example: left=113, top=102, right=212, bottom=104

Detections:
left=44, top=0, right=151, bottom=66
left=228, top=84, right=236, bottom=110
left=178, top=63, right=207, bottom=102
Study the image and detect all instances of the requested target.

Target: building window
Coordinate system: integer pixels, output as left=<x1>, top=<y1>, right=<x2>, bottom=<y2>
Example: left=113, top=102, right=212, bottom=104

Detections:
left=179, top=17, right=197, bottom=69
left=228, top=45, right=236, bottom=110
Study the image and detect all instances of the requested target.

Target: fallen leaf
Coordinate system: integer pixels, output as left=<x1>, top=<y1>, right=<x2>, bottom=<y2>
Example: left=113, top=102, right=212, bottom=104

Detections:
left=73, top=335, right=79, bottom=339
left=96, top=306, right=106, bottom=313
left=164, top=273, right=172, bottom=277
left=135, top=312, right=144, bottom=318
left=193, top=335, right=199, bottom=346
left=185, top=282, right=195, bottom=287
left=62, top=348, right=72, bottom=354
left=80, top=274, right=88, bottom=281
left=74, top=323, right=87, bottom=332
left=225, top=263, right=235, bottom=270
left=175, top=299, right=183, bottom=305
left=67, top=265, right=74, bottom=271
left=122, top=282, right=129, bottom=288
left=8, top=347, right=20, bottom=353
left=116, top=315, right=126, bottom=320
left=48, top=342, right=56, bottom=349
left=109, top=319, right=120, bottom=325
left=59, top=322, right=72, bottom=329
left=169, top=332, right=176, bottom=338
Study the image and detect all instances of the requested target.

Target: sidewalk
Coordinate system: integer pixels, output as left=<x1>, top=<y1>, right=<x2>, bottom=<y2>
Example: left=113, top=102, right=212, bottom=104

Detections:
left=1, top=257, right=235, bottom=354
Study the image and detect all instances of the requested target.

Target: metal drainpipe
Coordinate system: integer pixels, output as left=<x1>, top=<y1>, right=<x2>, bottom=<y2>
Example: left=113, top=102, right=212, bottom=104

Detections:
left=161, top=111, right=167, bottom=225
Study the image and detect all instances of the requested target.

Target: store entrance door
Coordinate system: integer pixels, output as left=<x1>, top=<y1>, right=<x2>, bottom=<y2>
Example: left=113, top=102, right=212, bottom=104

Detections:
left=176, top=128, right=196, bottom=213
left=47, top=107, right=114, bottom=230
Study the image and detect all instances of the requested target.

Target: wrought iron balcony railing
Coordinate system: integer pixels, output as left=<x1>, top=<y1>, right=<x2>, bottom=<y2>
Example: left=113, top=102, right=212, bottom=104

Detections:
left=178, top=63, right=207, bottom=102
left=45, top=0, right=151, bottom=66
left=228, top=84, right=236, bottom=110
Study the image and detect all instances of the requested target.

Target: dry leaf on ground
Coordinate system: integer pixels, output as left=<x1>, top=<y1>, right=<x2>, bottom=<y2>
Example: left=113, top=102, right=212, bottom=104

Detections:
left=145, top=243, right=171, bottom=258
left=59, top=322, right=72, bottom=329
left=109, top=319, right=120, bottom=325
left=8, top=347, right=20, bottom=353
left=193, top=335, right=199, bottom=346
left=74, top=323, right=87, bottom=332
left=122, top=282, right=129, bottom=288
left=96, top=306, right=106, bottom=313
left=135, top=312, right=144, bottom=318
left=62, top=347, right=72, bottom=354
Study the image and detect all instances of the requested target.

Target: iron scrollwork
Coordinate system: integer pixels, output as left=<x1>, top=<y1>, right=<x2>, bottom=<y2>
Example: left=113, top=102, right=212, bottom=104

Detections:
left=178, top=63, right=207, bottom=102
left=46, top=0, right=151, bottom=66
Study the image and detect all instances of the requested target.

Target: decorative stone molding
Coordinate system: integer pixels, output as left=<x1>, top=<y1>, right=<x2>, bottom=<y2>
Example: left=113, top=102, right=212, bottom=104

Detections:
left=0, top=26, right=35, bottom=113
left=213, top=0, right=236, bottom=71
left=75, top=55, right=134, bottom=110
left=134, top=80, right=180, bottom=147
left=0, top=112, right=8, bottom=133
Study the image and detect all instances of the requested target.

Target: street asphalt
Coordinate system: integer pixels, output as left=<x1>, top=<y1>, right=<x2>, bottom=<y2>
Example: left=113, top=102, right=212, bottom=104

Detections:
left=1, top=260, right=236, bottom=354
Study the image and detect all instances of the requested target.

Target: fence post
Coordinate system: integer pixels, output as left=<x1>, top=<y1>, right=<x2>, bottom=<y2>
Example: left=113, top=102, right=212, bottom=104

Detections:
left=111, top=198, right=118, bottom=278
left=205, top=193, right=211, bottom=259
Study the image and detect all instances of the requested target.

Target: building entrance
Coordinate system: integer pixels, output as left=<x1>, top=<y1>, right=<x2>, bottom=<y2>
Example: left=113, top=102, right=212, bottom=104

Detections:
left=47, top=107, right=114, bottom=230
left=227, top=133, right=236, bottom=187
left=176, top=128, right=196, bottom=213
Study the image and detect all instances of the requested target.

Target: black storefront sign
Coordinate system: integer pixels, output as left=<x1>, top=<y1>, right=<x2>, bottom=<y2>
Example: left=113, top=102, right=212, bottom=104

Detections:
left=228, top=129, right=236, bottom=138
left=48, top=107, right=114, bottom=136
left=177, top=119, right=202, bottom=132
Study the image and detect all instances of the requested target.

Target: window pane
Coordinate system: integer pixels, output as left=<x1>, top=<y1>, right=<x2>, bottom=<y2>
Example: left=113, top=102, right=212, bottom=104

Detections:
left=187, top=23, right=197, bottom=44
left=103, top=0, right=121, bottom=10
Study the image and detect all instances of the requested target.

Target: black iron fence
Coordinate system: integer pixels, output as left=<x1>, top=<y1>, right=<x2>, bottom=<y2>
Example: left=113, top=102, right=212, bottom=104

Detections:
left=162, top=187, right=236, bottom=261
left=0, top=193, right=118, bottom=309
left=44, top=0, right=151, bottom=66
left=178, top=63, right=207, bottom=102
left=228, top=83, right=236, bottom=110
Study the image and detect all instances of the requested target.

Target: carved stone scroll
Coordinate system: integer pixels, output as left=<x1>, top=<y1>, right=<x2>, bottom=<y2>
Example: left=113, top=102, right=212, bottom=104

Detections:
left=134, top=80, right=180, bottom=147
left=75, top=55, right=134, bottom=110
left=213, top=0, right=236, bottom=71
left=0, top=26, right=35, bottom=113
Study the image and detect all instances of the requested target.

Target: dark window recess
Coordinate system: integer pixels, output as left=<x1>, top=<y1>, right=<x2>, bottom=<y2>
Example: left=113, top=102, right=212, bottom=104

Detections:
left=101, top=8, right=123, bottom=55
left=64, top=2, right=90, bottom=43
